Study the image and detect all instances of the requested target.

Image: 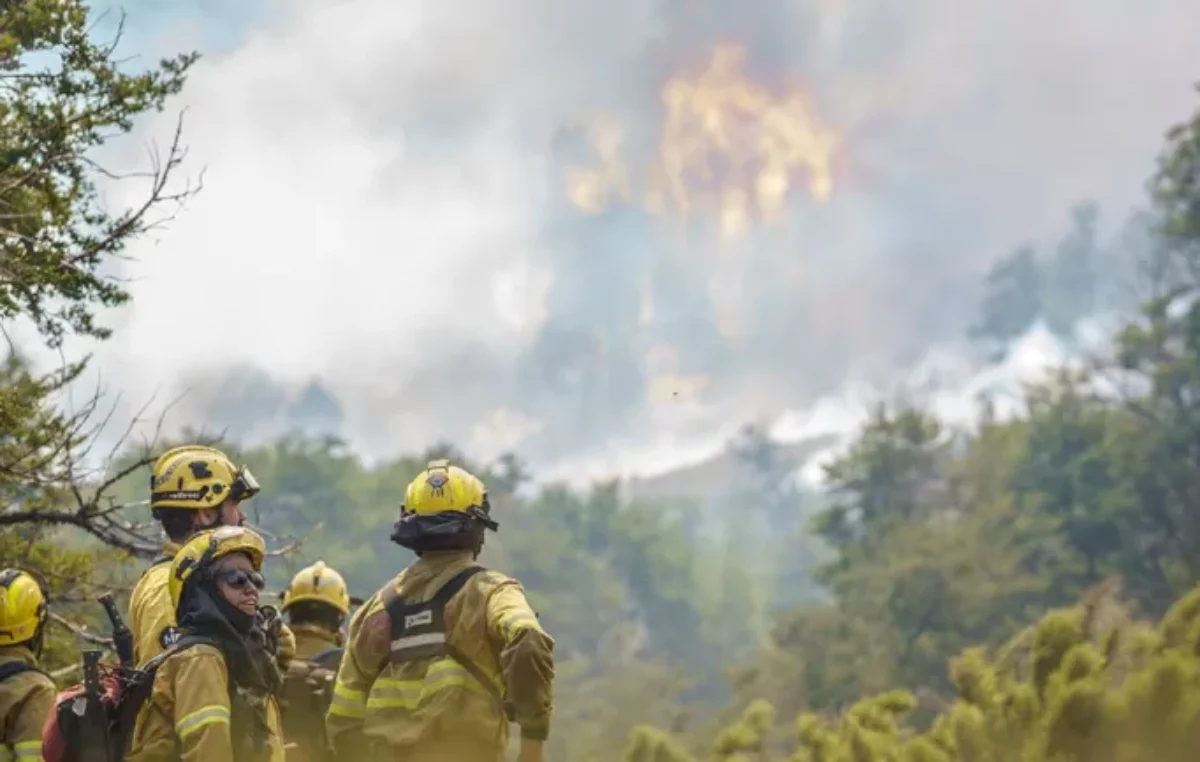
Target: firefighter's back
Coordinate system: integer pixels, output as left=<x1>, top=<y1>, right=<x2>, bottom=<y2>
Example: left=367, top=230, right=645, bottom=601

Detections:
left=0, top=569, right=56, bottom=762
left=325, top=461, right=555, bottom=762
left=329, top=557, right=515, bottom=762
left=0, top=647, right=56, bottom=762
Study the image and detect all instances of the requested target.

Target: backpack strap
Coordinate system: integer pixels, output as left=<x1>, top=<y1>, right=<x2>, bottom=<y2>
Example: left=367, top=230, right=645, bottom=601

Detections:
left=444, top=641, right=514, bottom=721
left=0, top=661, right=40, bottom=683
left=307, top=646, right=345, bottom=672
left=380, top=566, right=513, bottom=719
left=381, top=566, right=485, bottom=662
left=148, top=634, right=215, bottom=667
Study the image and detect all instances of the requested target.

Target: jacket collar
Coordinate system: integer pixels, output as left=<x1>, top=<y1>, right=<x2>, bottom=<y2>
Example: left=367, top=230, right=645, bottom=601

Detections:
left=0, top=644, right=38, bottom=665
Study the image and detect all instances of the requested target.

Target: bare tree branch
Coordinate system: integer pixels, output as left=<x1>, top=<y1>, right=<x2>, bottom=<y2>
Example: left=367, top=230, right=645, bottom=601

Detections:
left=49, top=611, right=113, bottom=647
left=0, top=356, right=174, bottom=557
left=50, top=663, right=82, bottom=680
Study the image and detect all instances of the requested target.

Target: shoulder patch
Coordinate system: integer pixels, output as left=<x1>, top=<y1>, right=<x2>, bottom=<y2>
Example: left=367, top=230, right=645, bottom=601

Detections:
left=159, top=626, right=183, bottom=649
left=404, top=610, right=433, bottom=629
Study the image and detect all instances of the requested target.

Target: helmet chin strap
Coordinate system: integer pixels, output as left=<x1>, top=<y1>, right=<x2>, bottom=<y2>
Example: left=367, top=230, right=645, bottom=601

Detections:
left=31, top=624, right=46, bottom=659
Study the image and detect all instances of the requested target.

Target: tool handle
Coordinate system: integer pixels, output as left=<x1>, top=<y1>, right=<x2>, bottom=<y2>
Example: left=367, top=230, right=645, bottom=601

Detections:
left=98, top=593, right=135, bottom=668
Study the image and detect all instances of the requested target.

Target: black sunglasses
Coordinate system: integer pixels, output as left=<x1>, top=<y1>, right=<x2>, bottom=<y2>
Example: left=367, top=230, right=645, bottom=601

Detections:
left=217, top=568, right=265, bottom=592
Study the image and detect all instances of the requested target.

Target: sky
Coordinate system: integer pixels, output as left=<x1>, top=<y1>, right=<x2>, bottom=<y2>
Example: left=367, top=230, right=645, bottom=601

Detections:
left=29, top=0, right=1200, bottom=485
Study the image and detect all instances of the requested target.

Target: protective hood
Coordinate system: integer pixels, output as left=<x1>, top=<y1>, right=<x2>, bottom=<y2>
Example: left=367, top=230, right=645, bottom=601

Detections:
left=176, top=577, right=281, bottom=695
left=389, top=511, right=490, bottom=552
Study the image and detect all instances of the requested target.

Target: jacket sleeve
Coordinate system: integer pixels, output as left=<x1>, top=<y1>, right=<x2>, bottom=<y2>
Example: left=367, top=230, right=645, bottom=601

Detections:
left=486, top=583, right=555, bottom=740
left=7, top=674, right=57, bottom=761
left=277, top=623, right=297, bottom=669
left=131, top=568, right=175, bottom=667
left=325, top=596, right=390, bottom=756
left=169, top=648, right=235, bottom=762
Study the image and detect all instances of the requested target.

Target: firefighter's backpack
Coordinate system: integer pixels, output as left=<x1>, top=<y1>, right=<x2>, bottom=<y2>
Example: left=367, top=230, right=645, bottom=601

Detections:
left=41, top=635, right=215, bottom=762
left=279, top=647, right=342, bottom=762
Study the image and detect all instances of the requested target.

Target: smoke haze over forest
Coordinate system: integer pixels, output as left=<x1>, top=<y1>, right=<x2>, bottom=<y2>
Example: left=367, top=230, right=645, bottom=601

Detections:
left=34, top=0, right=1200, bottom=482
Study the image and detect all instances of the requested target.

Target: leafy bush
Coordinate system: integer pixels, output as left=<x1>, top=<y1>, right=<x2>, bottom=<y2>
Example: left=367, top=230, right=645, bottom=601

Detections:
left=623, top=582, right=1200, bottom=762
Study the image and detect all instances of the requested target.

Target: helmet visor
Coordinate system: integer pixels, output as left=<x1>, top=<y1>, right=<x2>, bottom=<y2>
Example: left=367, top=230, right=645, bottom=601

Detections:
left=230, top=467, right=261, bottom=502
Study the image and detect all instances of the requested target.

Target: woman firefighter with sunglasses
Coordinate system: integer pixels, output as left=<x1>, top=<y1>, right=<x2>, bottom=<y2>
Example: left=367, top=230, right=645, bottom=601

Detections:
left=124, top=526, right=287, bottom=762
left=0, top=568, right=56, bottom=762
left=130, top=446, right=296, bottom=670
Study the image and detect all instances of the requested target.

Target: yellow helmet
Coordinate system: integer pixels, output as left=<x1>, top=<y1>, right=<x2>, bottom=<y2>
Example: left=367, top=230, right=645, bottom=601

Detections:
left=402, top=459, right=489, bottom=516
left=168, top=526, right=267, bottom=610
left=0, top=569, right=48, bottom=646
left=150, top=445, right=261, bottom=510
left=392, top=460, right=498, bottom=552
left=281, top=561, right=350, bottom=615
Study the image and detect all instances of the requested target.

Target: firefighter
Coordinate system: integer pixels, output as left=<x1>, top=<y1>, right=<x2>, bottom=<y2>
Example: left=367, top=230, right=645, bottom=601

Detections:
left=125, top=525, right=286, bottom=762
left=281, top=561, right=350, bottom=660
left=326, top=459, right=555, bottom=762
left=278, top=561, right=351, bottom=762
left=0, top=569, right=56, bottom=762
left=130, top=445, right=296, bottom=669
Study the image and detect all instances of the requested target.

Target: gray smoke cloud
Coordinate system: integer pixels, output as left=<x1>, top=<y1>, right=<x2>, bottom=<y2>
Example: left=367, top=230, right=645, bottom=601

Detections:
left=58, top=0, right=1200, bottom=477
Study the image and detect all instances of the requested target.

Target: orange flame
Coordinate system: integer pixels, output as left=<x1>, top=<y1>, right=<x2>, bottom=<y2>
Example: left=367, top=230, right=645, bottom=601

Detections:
left=563, top=43, right=840, bottom=236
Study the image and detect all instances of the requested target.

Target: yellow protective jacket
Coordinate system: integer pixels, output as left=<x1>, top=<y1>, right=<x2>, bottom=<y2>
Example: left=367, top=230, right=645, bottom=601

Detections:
left=290, top=625, right=341, bottom=662
left=326, top=550, right=555, bottom=762
left=130, top=541, right=182, bottom=666
left=131, top=540, right=297, bottom=668
left=125, top=642, right=286, bottom=762
left=0, top=645, right=56, bottom=762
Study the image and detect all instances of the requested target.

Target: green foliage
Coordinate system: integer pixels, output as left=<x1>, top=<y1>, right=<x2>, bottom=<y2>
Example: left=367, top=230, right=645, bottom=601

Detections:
left=1153, top=84, right=1200, bottom=249
left=0, top=0, right=197, bottom=346
left=969, top=202, right=1109, bottom=357
left=0, top=353, right=82, bottom=509
left=0, top=351, right=143, bottom=679
left=633, top=584, right=1200, bottom=762
left=623, top=725, right=697, bottom=762
left=0, top=0, right=195, bottom=682
left=0, top=527, right=136, bottom=680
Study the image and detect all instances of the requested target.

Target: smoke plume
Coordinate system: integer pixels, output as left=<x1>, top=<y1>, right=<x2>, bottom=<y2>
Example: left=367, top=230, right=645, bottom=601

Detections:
left=62, top=0, right=1200, bottom=478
